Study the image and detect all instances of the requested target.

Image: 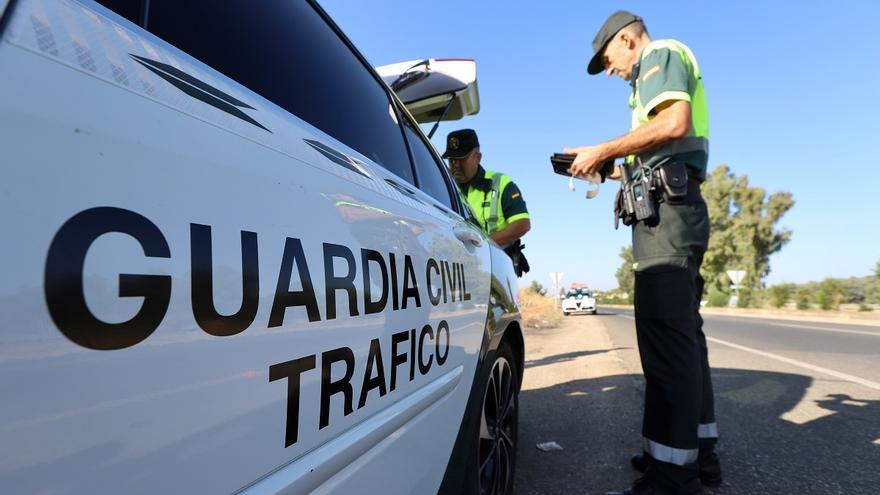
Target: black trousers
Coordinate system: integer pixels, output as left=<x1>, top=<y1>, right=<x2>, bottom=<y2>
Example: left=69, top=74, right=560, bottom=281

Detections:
left=694, top=272, right=718, bottom=453
left=634, top=259, right=715, bottom=491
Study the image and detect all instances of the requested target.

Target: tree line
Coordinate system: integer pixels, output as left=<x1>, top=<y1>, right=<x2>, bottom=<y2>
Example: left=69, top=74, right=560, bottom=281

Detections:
left=757, top=263, right=879, bottom=311
left=615, top=164, right=796, bottom=303
left=614, top=164, right=880, bottom=310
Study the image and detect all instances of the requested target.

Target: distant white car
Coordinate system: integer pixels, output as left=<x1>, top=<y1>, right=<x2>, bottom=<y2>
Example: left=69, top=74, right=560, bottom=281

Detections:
left=562, top=288, right=598, bottom=315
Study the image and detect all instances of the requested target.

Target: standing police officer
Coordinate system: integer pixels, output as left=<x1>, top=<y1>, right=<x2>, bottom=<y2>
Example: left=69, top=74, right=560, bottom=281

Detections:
left=443, top=129, right=531, bottom=275
left=565, top=11, right=721, bottom=495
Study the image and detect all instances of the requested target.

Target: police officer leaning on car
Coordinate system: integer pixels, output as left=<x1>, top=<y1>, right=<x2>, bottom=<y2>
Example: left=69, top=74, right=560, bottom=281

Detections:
left=443, top=129, right=531, bottom=276
left=565, top=11, right=721, bottom=495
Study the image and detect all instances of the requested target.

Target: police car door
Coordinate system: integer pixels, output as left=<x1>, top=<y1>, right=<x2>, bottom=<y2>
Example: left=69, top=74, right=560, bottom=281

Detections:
left=325, top=99, right=495, bottom=494
left=0, top=1, right=490, bottom=494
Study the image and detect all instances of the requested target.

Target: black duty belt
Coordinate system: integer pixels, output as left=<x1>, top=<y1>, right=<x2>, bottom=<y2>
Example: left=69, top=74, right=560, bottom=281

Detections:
left=636, top=136, right=709, bottom=164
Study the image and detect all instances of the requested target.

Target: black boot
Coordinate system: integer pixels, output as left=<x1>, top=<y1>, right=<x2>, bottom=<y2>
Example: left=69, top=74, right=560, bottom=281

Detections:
left=606, top=476, right=701, bottom=495
left=631, top=452, right=721, bottom=487
left=696, top=450, right=722, bottom=487
left=631, top=452, right=651, bottom=472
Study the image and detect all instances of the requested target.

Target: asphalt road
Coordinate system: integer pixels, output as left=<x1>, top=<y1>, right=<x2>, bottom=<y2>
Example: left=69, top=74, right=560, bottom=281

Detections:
left=515, top=308, right=880, bottom=494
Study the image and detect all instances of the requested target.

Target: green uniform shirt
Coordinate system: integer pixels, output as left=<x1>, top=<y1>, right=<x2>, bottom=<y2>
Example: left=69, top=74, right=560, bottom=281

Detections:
left=461, top=166, right=529, bottom=236
left=629, top=40, right=711, bottom=272
left=629, top=39, right=709, bottom=181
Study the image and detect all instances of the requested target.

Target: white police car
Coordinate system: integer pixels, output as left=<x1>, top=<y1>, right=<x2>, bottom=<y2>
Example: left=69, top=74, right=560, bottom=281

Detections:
left=0, top=1, right=523, bottom=494
left=562, top=288, right=598, bottom=315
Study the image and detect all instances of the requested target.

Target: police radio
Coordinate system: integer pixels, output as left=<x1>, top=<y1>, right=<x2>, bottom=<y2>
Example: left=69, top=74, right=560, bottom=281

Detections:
left=615, top=163, right=659, bottom=228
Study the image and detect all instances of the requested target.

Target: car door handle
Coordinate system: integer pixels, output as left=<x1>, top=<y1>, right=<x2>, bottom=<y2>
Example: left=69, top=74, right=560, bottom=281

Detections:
left=453, top=226, right=483, bottom=247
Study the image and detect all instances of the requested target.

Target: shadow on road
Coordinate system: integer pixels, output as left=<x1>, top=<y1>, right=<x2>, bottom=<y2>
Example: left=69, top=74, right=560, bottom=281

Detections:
left=525, top=348, right=629, bottom=369
left=515, top=366, right=880, bottom=494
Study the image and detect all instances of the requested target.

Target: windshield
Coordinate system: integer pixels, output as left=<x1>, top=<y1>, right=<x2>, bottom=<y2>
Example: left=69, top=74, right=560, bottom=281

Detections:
left=566, top=289, right=592, bottom=298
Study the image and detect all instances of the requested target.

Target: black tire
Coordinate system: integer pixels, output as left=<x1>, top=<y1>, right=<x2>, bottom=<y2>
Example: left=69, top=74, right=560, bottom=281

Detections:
left=475, top=341, right=520, bottom=495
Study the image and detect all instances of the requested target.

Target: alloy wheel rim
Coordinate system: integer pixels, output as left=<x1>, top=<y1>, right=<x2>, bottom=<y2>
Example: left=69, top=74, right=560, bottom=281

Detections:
left=478, top=356, right=516, bottom=495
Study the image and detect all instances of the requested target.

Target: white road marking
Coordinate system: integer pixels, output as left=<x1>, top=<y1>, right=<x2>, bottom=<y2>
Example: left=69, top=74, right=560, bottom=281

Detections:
left=706, top=336, right=880, bottom=392
left=619, top=312, right=879, bottom=336
left=614, top=311, right=880, bottom=390
left=770, top=322, right=880, bottom=337
left=703, top=312, right=880, bottom=330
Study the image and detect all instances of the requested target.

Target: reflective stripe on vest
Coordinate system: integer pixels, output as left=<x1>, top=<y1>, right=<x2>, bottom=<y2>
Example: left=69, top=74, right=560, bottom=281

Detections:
left=485, top=173, right=503, bottom=234
left=466, top=170, right=510, bottom=235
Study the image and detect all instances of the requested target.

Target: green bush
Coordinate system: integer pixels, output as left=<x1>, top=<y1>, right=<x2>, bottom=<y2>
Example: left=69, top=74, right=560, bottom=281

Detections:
left=736, top=288, right=752, bottom=308
left=598, top=296, right=631, bottom=305
left=795, top=287, right=812, bottom=310
left=768, top=283, right=794, bottom=308
left=816, top=278, right=843, bottom=310
left=734, top=288, right=765, bottom=308
left=526, top=281, right=547, bottom=296
left=751, top=288, right=767, bottom=308
left=875, top=260, right=880, bottom=304
left=858, top=303, right=873, bottom=312
left=707, top=289, right=729, bottom=307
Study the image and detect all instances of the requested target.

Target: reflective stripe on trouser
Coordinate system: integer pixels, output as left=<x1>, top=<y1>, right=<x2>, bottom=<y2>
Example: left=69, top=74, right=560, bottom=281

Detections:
left=644, top=438, right=698, bottom=465
left=698, top=422, right=718, bottom=439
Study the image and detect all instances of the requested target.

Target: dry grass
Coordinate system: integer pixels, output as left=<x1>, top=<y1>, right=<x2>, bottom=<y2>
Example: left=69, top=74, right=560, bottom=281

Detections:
left=519, top=290, right=563, bottom=329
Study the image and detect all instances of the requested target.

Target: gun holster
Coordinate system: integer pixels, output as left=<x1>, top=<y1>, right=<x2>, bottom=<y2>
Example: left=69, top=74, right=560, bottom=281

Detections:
left=503, top=240, right=530, bottom=277
left=613, top=162, right=691, bottom=229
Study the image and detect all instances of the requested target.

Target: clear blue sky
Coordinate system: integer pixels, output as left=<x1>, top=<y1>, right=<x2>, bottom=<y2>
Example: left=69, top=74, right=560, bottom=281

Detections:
left=322, top=0, right=879, bottom=291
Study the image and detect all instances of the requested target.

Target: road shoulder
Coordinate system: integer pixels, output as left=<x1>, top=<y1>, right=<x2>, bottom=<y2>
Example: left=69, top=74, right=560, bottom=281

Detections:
left=515, top=313, right=644, bottom=495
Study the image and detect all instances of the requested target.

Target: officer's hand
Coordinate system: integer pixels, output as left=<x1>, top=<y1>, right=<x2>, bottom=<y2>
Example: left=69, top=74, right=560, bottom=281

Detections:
left=564, top=146, right=606, bottom=177
left=608, top=165, right=622, bottom=181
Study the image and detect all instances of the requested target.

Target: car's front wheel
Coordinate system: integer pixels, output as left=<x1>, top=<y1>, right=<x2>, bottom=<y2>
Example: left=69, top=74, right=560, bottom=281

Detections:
left=477, top=341, right=519, bottom=495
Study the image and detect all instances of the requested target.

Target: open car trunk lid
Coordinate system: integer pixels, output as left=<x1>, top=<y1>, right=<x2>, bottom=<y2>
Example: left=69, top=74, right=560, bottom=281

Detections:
left=376, top=58, right=479, bottom=124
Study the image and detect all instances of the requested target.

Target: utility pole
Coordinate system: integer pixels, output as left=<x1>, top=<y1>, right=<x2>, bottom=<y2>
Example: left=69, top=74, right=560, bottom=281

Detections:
left=726, top=269, right=746, bottom=307
left=549, top=272, right=564, bottom=308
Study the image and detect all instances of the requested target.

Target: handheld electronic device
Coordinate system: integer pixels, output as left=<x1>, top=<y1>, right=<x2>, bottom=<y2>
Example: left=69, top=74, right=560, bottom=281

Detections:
left=549, top=153, right=614, bottom=181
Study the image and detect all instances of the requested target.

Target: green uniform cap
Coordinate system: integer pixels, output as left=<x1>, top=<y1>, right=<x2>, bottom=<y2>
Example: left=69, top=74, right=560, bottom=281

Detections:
left=442, top=128, right=480, bottom=159
left=588, top=10, right=642, bottom=75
